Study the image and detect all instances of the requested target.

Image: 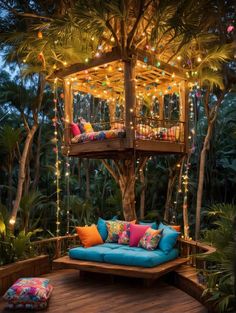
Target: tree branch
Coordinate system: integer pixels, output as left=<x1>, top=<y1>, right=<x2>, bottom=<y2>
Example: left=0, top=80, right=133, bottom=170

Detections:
left=102, top=160, right=119, bottom=184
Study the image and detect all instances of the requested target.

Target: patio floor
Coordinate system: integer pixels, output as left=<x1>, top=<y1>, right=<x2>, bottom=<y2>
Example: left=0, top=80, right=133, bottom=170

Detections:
left=0, top=269, right=207, bottom=313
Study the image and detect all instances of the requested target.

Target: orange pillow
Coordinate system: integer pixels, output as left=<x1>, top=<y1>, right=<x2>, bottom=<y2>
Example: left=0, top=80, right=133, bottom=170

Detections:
left=170, top=225, right=181, bottom=232
left=76, top=225, right=103, bottom=248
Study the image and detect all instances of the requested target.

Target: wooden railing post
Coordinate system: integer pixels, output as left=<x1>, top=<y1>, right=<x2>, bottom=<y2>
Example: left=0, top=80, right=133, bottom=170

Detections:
left=63, top=80, right=73, bottom=147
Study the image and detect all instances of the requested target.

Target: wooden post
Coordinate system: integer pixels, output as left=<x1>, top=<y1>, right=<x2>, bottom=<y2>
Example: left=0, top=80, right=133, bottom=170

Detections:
left=124, top=58, right=136, bottom=147
left=157, top=95, right=164, bottom=122
left=63, top=80, right=73, bottom=146
left=179, top=80, right=188, bottom=147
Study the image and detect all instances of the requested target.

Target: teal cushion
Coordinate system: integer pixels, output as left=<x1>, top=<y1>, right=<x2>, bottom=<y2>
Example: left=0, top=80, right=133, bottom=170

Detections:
left=158, top=223, right=180, bottom=254
left=97, top=218, right=108, bottom=241
left=103, top=246, right=179, bottom=268
left=139, top=221, right=158, bottom=230
left=97, top=216, right=117, bottom=241
left=69, top=243, right=122, bottom=262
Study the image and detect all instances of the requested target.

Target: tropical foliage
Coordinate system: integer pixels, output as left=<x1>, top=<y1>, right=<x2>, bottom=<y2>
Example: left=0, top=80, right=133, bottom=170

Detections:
left=201, top=204, right=236, bottom=313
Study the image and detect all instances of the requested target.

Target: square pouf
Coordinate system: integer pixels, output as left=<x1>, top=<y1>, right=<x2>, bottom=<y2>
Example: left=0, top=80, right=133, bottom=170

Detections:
left=3, top=277, right=53, bottom=310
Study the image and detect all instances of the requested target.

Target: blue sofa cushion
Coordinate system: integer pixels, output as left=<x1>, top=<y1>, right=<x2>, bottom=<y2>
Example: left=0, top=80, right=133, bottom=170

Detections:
left=158, top=222, right=180, bottom=254
left=103, top=246, right=178, bottom=268
left=69, top=243, right=122, bottom=262
left=69, top=243, right=179, bottom=268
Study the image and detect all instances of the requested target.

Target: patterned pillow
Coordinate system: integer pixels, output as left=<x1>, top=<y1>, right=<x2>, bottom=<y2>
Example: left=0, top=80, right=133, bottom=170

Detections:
left=106, top=220, right=135, bottom=243
left=3, top=278, right=53, bottom=304
left=83, top=122, right=94, bottom=133
left=118, top=223, right=132, bottom=245
left=138, top=228, right=163, bottom=250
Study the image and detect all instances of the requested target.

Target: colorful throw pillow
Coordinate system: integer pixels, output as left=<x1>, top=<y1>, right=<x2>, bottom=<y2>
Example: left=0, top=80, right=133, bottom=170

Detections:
left=76, top=224, right=103, bottom=248
left=3, top=278, right=53, bottom=305
left=97, top=216, right=117, bottom=241
left=139, top=221, right=158, bottom=230
left=118, top=223, right=132, bottom=245
left=158, top=222, right=180, bottom=254
left=83, top=122, right=94, bottom=133
left=70, top=122, right=81, bottom=136
left=129, top=224, right=150, bottom=247
left=136, top=124, right=153, bottom=137
left=106, top=220, right=135, bottom=243
left=138, top=228, right=163, bottom=250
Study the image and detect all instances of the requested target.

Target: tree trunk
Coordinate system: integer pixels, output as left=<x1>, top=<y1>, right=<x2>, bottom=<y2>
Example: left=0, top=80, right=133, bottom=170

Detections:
left=119, top=160, right=136, bottom=221
left=164, top=169, right=177, bottom=223
left=10, top=124, right=38, bottom=228
left=195, top=122, right=214, bottom=239
left=32, top=120, right=43, bottom=190
left=9, top=74, right=45, bottom=229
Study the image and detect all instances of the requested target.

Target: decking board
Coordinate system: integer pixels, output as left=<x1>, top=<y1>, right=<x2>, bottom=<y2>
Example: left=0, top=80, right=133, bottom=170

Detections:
left=0, top=269, right=207, bottom=313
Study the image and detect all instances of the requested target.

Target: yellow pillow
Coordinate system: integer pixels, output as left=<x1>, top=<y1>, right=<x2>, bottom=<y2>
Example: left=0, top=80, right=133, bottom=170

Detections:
left=83, top=122, right=94, bottom=133
left=76, top=225, right=103, bottom=248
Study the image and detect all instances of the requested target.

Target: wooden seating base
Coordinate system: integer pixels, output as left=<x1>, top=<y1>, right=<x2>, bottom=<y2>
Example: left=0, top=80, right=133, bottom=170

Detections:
left=53, top=256, right=188, bottom=282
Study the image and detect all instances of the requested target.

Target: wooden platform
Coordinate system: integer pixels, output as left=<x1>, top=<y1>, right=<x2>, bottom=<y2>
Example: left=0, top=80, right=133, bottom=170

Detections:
left=0, top=269, right=208, bottom=313
left=53, top=256, right=188, bottom=281
left=63, top=138, right=186, bottom=158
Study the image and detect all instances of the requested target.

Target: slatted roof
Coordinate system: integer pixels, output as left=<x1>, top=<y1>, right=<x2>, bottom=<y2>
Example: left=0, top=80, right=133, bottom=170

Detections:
left=56, top=48, right=187, bottom=100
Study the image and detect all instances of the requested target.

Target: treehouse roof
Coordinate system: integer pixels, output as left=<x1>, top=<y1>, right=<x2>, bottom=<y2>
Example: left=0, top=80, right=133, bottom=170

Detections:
left=55, top=48, right=187, bottom=100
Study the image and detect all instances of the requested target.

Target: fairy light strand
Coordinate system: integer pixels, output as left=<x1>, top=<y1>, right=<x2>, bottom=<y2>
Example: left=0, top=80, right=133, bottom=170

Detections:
left=53, top=79, right=61, bottom=236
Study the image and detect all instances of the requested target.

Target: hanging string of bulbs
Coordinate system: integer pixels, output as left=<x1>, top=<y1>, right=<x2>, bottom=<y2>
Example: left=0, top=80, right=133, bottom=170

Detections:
left=53, top=78, right=61, bottom=236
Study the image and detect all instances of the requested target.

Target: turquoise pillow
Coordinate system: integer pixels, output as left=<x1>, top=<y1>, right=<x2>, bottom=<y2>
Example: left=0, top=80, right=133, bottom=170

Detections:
left=158, top=222, right=180, bottom=254
left=139, top=221, right=158, bottom=230
left=97, top=216, right=117, bottom=241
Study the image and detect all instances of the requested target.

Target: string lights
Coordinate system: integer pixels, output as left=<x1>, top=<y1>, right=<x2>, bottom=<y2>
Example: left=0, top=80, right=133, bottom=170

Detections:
left=53, top=78, right=61, bottom=236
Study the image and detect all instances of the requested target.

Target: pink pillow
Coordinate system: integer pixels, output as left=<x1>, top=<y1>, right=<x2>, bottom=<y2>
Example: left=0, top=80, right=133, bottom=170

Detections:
left=129, top=224, right=149, bottom=247
left=71, top=123, right=81, bottom=136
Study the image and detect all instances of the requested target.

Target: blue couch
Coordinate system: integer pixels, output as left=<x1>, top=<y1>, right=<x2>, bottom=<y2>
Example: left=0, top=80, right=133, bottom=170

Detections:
left=69, top=243, right=179, bottom=268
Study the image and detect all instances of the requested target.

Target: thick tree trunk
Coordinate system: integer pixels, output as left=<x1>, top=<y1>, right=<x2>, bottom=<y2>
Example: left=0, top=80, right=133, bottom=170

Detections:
left=119, top=160, right=136, bottom=221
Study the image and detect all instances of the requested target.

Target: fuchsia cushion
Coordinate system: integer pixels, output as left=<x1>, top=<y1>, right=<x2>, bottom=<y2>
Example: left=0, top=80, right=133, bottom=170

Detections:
left=129, top=224, right=150, bottom=247
left=71, top=123, right=81, bottom=136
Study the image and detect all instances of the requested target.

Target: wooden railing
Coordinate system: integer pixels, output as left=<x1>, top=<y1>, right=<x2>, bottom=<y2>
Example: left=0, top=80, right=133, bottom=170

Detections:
left=32, top=235, right=80, bottom=260
left=177, top=237, right=216, bottom=269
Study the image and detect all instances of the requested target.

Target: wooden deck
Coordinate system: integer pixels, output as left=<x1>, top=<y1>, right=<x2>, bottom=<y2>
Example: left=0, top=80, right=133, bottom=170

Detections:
left=0, top=269, right=208, bottom=313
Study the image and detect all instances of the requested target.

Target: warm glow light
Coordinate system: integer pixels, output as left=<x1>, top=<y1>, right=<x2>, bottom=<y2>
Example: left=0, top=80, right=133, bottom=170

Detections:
left=177, top=56, right=181, bottom=60
left=9, top=217, right=16, bottom=225
left=197, top=56, right=202, bottom=62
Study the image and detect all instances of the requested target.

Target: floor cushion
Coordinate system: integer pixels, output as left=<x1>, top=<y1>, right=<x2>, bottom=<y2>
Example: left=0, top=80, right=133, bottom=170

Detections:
left=3, top=278, right=53, bottom=309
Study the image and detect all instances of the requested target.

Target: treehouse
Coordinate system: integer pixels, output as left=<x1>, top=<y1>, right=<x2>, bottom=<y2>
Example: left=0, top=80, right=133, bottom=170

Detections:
left=56, top=48, right=189, bottom=159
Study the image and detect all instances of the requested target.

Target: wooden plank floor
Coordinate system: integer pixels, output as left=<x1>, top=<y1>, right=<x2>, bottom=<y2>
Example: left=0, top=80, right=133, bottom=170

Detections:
left=0, top=269, right=207, bottom=313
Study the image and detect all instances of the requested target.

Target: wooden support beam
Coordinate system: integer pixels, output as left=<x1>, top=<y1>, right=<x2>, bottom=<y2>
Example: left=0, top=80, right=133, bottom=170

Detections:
left=136, top=49, right=186, bottom=80
left=124, top=59, right=136, bottom=146
left=55, top=48, right=122, bottom=78
left=179, top=80, right=187, bottom=146
left=64, top=80, right=73, bottom=147
left=157, top=95, right=164, bottom=120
